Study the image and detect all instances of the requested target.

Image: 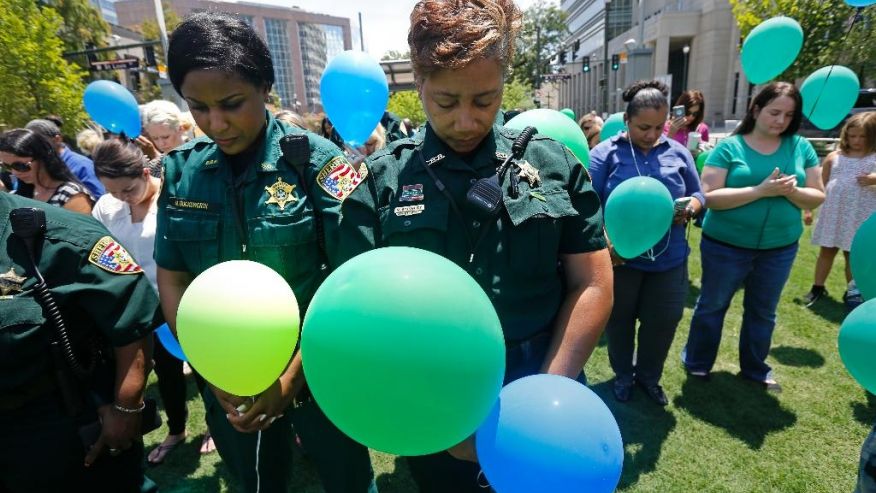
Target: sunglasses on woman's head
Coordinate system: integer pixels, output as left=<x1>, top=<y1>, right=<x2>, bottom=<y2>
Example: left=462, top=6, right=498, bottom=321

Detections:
left=0, top=160, right=32, bottom=172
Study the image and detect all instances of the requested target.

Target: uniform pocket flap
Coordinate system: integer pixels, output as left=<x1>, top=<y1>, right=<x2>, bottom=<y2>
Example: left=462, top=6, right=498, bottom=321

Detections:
left=166, top=213, right=218, bottom=241
left=248, top=214, right=315, bottom=247
left=0, top=298, right=44, bottom=329
left=504, top=188, right=578, bottom=226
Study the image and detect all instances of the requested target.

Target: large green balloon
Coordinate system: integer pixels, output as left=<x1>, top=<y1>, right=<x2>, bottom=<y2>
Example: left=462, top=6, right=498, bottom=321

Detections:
left=741, top=16, right=803, bottom=84
left=695, top=150, right=711, bottom=175
left=560, top=107, right=576, bottom=120
left=176, top=260, right=300, bottom=396
left=604, top=177, right=674, bottom=259
left=801, top=65, right=860, bottom=130
left=302, top=247, right=506, bottom=456
left=851, top=212, right=876, bottom=301
left=506, top=109, right=590, bottom=167
left=600, top=112, right=626, bottom=142
left=838, top=299, right=876, bottom=394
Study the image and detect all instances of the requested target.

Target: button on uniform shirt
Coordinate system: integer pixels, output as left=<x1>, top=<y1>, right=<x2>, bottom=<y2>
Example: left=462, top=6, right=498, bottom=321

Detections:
left=154, top=112, right=356, bottom=312
left=589, top=134, right=704, bottom=272
left=338, top=124, right=607, bottom=341
left=0, top=193, right=158, bottom=393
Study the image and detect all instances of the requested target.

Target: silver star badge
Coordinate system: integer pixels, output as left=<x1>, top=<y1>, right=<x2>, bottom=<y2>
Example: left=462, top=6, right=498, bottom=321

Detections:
left=517, top=160, right=541, bottom=187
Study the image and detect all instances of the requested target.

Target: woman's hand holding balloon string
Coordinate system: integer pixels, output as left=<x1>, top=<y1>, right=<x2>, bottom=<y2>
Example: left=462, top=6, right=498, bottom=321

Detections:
left=226, top=355, right=305, bottom=433
left=756, top=168, right=797, bottom=197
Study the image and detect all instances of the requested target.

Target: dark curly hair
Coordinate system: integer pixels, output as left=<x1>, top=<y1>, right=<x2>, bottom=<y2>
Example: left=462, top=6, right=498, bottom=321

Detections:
left=408, top=0, right=523, bottom=81
left=0, top=128, right=80, bottom=198
left=622, top=80, right=670, bottom=119
left=167, top=12, right=274, bottom=95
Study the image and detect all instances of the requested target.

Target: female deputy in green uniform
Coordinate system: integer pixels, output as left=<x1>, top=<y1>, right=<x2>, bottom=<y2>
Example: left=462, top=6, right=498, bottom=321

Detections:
left=0, top=192, right=159, bottom=492
left=154, top=12, right=374, bottom=493
left=336, top=0, right=614, bottom=490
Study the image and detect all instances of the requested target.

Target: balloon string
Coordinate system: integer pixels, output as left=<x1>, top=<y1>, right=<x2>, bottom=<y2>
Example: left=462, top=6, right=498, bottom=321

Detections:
left=255, top=429, right=262, bottom=493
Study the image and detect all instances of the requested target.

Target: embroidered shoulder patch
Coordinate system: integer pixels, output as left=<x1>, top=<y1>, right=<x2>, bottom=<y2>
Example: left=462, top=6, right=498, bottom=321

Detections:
left=316, top=156, right=363, bottom=201
left=88, top=236, right=143, bottom=275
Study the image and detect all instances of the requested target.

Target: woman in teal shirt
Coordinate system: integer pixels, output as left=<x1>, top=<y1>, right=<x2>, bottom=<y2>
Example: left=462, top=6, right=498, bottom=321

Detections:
left=682, top=82, right=824, bottom=392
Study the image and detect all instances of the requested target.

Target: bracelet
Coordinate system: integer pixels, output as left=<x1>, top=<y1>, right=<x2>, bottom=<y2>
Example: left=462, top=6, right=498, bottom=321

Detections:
left=113, top=401, right=146, bottom=414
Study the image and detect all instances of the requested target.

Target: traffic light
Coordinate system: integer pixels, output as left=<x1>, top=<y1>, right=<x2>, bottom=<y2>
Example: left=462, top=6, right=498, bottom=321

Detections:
left=559, top=50, right=567, bottom=65
left=611, top=54, right=620, bottom=71
left=572, top=40, right=580, bottom=60
left=582, top=56, right=591, bottom=73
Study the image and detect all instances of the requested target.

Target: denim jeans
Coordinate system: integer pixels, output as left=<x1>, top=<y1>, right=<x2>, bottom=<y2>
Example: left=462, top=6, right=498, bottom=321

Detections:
left=683, top=236, right=798, bottom=382
left=857, top=423, right=876, bottom=493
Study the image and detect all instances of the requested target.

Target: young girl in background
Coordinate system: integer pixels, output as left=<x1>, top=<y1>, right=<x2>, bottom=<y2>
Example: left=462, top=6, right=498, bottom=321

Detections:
left=804, top=112, right=876, bottom=309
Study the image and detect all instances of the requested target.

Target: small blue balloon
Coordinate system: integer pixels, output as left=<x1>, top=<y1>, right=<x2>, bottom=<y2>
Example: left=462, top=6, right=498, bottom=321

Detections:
left=476, top=374, right=624, bottom=493
left=844, top=0, right=875, bottom=6
left=156, top=323, right=187, bottom=361
left=83, top=80, right=141, bottom=137
left=320, top=51, right=389, bottom=146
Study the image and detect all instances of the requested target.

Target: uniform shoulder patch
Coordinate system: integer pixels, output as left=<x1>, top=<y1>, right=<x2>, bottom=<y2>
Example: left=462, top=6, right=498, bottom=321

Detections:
left=88, top=236, right=143, bottom=275
left=316, top=156, right=364, bottom=201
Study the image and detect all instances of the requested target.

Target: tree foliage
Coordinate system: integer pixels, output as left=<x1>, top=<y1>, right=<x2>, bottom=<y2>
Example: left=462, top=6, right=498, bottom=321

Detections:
left=0, top=0, right=87, bottom=132
left=511, top=0, right=569, bottom=89
left=730, top=0, right=874, bottom=83
left=42, top=0, right=110, bottom=54
left=502, top=79, right=536, bottom=111
left=139, top=3, right=182, bottom=65
left=386, top=90, right=426, bottom=127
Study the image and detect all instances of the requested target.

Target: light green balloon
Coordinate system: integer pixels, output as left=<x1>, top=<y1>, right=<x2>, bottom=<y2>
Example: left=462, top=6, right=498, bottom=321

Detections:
left=176, top=260, right=300, bottom=396
left=302, top=247, right=506, bottom=456
left=741, top=16, right=803, bottom=84
left=838, top=299, right=876, bottom=394
left=560, top=107, right=576, bottom=120
left=604, top=177, right=674, bottom=259
left=600, top=112, right=626, bottom=142
left=506, top=108, right=590, bottom=167
left=850, top=212, right=876, bottom=301
left=801, top=65, right=860, bottom=130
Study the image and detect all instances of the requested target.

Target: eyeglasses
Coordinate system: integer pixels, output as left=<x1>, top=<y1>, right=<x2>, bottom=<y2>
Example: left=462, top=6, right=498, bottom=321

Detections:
left=0, top=160, right=32, bottom=172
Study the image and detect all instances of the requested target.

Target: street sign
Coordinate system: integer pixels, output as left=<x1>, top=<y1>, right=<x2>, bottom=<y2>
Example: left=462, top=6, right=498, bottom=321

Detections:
left=90, top=58, right=140, bottom=71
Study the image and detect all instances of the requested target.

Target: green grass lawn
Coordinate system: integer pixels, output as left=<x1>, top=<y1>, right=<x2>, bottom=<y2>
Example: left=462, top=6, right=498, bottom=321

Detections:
left=143, top=224, right=873, bottom=492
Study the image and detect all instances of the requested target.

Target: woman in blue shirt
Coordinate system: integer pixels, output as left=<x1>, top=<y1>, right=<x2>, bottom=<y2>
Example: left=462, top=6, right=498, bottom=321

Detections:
left=589, top=80, right=704, bottom=405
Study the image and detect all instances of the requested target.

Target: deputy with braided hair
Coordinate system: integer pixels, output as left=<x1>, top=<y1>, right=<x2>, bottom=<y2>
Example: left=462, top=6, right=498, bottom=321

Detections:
left=335, top=0, right=613, bottom=490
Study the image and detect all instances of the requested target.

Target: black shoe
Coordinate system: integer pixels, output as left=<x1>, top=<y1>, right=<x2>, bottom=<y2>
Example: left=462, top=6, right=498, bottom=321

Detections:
left=613, top=380, right=633, bottom=402
left=844, top=289, right=865, bottom=310
left=801, top=287, right=828, bottom=308
left=636, top=380, right=669, bottom=406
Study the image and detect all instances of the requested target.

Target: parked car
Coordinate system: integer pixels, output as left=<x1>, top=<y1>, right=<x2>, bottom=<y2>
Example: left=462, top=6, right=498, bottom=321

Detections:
left=799, top=88, right=876, bottom=138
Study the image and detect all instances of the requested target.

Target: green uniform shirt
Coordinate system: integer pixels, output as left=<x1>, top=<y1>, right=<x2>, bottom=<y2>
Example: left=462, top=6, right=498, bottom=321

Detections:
left=702, top=134, right=819, bottom=249
left=381, top=111, right=409, bottom=143
left=154, top=111, right=355, bottom=310
left=339, top=124, right=607, bottom=340
left=0, top=193, right=158, bottom=392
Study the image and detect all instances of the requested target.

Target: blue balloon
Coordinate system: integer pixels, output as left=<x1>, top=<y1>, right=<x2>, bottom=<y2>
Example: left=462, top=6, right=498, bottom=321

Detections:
left=156, top=323, right=187, bottom=361
left=476, top=374, right=624, bottom=493
left=845, top=0, right=875, bottom=6
left=320, top=51, right=389, bottom=146
left=83, top=80, right=141, bottom=137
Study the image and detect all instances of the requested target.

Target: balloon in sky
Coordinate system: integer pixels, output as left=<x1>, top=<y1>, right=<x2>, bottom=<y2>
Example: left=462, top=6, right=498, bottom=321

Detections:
left=740, top=16, right=804, bottom=84
left=800, top=65, right=860, bottom=130
left=320, top=50, right=389, bottom=145
left=83, top=80, right=142, bottom=137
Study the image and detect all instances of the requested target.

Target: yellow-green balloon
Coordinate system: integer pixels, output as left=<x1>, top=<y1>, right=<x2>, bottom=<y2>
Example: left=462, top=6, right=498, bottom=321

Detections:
left=695, top=150, right=711, bottom=175
left=176, top=260, right=300, bottom=396
left=302, top=247, right=506, bottom=456
left=506, top=109, right=590, bottom=167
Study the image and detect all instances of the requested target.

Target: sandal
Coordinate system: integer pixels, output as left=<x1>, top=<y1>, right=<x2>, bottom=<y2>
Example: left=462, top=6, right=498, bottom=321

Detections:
left=200, top=432, right=216, bottom=455
left=147, top=433, right=185, bottom=465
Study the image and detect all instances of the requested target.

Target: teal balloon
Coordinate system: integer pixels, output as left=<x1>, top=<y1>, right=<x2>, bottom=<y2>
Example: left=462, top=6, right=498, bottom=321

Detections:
left=741, top=16, right=803, bottom=84
left=600, top=112, right=626, bottom=141
left=604, top=176, right=674, bottom=259
left=560, top=108, right=576, bottom=120
left=845, top=0, right=876, bottom=6
left=506, top=109, right=590, bottom=167
left=838, top=299, right=876, bottom=394
left=302, top=247, right=506, bottom=456
left=695, top=150, right=711, bottom=175
left=851, top=212, right=876, bottom=301
left=83, top=80, right=141, bottom=137
left=801, top=65, right=860, bottom=130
